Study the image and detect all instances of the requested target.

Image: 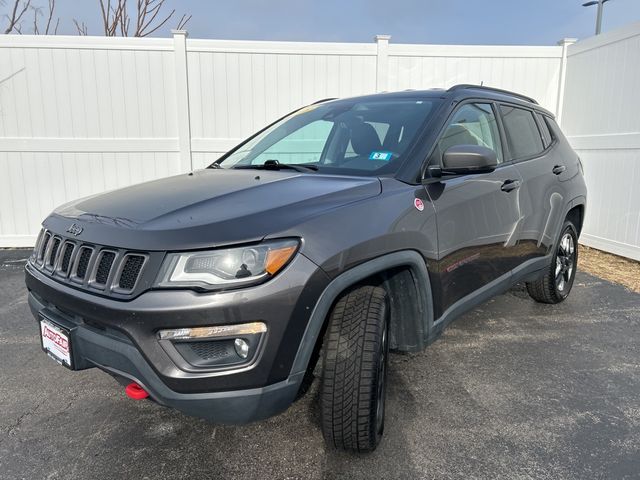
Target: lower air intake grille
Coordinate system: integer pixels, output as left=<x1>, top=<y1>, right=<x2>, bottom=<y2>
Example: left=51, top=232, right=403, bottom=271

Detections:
left=118, top=255, right=145, bottom=290
left=189, top=341, right=235, bottom=361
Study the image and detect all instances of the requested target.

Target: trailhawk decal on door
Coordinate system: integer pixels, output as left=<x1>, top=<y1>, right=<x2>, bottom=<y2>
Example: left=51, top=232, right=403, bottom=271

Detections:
left=446, top=253, right=481, bottom=273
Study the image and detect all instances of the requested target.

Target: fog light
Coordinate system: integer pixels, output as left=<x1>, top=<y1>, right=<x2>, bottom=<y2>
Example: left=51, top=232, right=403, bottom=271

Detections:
left=234, top=338, right=249, bottom=359
left=158, top=322, right=267, bottom=369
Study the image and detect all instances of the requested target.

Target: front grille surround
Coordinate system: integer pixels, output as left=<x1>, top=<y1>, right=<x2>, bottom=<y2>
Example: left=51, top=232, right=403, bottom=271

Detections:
left=31, top=228, right=152, bottom=298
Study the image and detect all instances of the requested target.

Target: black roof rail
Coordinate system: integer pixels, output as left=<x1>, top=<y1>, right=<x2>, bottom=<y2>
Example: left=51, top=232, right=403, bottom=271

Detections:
left=312, top=97, right=337, bottom=104
left=447, top=84, right=538, bottom=105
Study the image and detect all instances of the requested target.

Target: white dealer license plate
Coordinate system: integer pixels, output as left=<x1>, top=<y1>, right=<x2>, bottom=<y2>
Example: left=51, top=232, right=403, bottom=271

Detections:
left=40, top=318, right=73, bottom=368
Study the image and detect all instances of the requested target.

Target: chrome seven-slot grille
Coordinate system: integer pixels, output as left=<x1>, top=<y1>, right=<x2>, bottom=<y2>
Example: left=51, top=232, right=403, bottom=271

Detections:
left=31, top=228, right=147, bottom=295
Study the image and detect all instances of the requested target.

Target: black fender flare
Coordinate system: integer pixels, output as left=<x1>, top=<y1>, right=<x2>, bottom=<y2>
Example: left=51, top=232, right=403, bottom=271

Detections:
left=556, top=195, right=587, bottom=245
left=289, top=250, right=434, bottom=378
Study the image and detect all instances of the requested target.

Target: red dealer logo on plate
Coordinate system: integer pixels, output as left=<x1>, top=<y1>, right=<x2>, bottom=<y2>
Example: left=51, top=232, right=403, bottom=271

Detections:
left=42, top=324, right=69, bottom=352
left=414, top=198, right=424, bottom=211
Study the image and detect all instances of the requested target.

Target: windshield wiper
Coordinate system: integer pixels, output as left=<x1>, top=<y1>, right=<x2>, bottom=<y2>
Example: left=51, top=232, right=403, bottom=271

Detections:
left=233, top=159, right=319, bottom=173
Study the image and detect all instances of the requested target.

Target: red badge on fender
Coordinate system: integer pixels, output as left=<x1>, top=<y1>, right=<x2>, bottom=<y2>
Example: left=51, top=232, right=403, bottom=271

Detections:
left=414, top=198, right=424, bottom=211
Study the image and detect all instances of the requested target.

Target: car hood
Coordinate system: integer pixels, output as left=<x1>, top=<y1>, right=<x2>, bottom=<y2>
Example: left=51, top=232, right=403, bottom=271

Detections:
left=45, top=168, right=382, bottom=250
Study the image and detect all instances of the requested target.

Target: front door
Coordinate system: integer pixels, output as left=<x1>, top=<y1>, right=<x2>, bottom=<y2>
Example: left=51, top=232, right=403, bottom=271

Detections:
left=424, top=102, right=523, bottom=318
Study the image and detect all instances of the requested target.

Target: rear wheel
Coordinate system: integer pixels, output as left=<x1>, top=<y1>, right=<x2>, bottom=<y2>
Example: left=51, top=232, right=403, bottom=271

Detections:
left=526, top=220, right=578, bottom=304
left=320, top=285, right=389, bottom=453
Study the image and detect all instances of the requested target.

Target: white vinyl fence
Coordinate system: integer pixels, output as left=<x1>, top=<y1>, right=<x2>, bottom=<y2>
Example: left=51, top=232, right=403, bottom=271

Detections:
left=0, top=31, right=577, bottom=248
left=561, top=22, right=640, bottom=261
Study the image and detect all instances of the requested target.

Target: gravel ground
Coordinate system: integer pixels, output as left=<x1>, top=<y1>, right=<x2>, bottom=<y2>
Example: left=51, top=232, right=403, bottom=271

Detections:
left=1, top=249, right=639, bottom=480
left=578, top=244, right=640, bottom=293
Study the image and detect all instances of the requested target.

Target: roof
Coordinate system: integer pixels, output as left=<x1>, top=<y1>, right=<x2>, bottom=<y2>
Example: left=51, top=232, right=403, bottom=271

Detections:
left=318, top=84, right=553, bottom=117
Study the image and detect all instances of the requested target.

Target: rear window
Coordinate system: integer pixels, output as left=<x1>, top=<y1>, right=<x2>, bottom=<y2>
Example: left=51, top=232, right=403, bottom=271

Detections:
left=500, top=106, right=544, bottom=160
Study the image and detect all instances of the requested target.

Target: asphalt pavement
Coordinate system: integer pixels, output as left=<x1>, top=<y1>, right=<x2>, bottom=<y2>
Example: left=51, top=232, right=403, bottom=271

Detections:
left=1, top=249, right=639, bottom=479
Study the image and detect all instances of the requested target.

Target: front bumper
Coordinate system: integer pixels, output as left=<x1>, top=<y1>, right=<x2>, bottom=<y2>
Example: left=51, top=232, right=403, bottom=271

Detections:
left=26, top=253, right=329, bottom=423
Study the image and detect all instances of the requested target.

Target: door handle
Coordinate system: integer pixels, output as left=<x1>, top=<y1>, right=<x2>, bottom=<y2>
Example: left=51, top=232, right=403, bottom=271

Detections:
left=552, top=165, right=566, bottom=175
left=501, top=179, right=521, bottom=192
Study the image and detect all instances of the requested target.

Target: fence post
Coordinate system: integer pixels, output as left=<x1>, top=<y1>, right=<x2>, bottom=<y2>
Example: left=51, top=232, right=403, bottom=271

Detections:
left=172, top=29, right=193, bottom=172
left=375, top=34, right=391, bottom=92
left=555, top=37, right=577, bottom=124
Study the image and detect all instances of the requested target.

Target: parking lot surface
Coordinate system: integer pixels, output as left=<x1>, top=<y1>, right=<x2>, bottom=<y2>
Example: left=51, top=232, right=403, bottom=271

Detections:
left=1, top=249, right=639, bottom=479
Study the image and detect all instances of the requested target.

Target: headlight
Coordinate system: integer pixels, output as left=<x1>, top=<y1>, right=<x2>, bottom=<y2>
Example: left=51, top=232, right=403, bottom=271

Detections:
left=156, top=239, right=299, bottom=290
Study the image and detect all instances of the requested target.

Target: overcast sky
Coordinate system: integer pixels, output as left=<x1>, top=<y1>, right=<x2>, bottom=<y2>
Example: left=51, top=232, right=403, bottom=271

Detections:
left=16, top=0, right=640, bottom=44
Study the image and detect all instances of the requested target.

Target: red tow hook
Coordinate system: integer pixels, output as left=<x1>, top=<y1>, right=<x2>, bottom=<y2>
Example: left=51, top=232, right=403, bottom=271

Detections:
left=125, top=382, right=149, bottom=400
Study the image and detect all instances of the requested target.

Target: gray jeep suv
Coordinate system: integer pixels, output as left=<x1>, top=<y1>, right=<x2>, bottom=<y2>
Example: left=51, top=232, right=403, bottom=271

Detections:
left=25, top=85, right=587, bottom=452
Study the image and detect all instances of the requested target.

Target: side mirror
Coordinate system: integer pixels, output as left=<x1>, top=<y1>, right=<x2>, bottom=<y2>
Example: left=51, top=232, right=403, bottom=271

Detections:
left=437, top=145, right=498, bottom=176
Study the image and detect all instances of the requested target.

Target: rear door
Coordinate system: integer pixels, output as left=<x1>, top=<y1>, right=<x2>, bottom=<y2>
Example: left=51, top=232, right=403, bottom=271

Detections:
left=499, top=105, right=566, bottom=263
left=424, top=102, right=523, bottom=317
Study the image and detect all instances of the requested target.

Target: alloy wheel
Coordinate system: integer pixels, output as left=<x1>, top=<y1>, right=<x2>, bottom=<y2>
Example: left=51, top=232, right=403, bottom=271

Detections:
left=555, top=232, right=575, bottom=293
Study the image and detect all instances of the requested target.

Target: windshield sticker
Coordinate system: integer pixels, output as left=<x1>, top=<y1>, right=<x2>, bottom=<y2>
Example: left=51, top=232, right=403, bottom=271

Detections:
left=369, top=151, right=392, bottom=161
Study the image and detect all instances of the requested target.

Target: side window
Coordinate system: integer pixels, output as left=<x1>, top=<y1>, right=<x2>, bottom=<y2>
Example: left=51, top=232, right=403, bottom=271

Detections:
left=252, top=120, right=333, bottom=165
left=500, top=106, right=544, bottom=160
left=434, top=103, right=503, bottom=164
left=536, top=113, right=553, bottom=148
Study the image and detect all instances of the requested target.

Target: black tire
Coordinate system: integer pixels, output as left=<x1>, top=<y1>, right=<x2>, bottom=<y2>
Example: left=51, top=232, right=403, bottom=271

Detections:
left=526, top=220, right=578, bottom=304
left=320, top=285, right=389, bottom=453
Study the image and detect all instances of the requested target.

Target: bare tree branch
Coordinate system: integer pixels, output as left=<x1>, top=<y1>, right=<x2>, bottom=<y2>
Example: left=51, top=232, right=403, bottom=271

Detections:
left=136, top=0, right=174, bottom=37
left=3, top=0, right=190, bottom=37
left=44, top=0, right=57, bottom=34
left=30, top=0, right=55, bottom=34
left=99, top=0, right=110, bottom=35
left=32, top=3, right=38, bottom=33
left=3, top=0, right=58, bottom=35
left=176, top=13, right=191, bottom=31
left=3, top=0, right=31, bottom=34
left=118, top=0, right=129, bottom=36
left=102, top=0, right=109, bottom=33
left=73, top=18, right=87, bottom=35
left=99, top=0, right=127, bottom=36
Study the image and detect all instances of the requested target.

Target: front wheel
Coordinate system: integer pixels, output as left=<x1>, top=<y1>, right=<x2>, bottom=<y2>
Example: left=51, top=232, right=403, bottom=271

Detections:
left=320, top=285, right=389, bottom=453
left=526, top=220, right=578, bottom=304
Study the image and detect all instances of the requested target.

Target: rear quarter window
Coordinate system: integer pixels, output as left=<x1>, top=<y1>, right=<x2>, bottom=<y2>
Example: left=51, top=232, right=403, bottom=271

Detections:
left=500, top=105, right=545, bottom=160
left=544, top=116, right=565, bottom=141
left=536, top=113, right=553, bottom=148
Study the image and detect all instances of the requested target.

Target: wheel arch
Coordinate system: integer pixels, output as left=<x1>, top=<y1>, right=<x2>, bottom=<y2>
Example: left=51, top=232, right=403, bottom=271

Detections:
left=566, top=203, right=585, bottom=237
left=289, top=250, right=434, bottom=380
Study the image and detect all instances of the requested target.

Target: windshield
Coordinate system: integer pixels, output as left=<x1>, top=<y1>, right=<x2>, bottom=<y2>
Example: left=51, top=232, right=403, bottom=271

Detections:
left=214, top=97, right=441, bottom=176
